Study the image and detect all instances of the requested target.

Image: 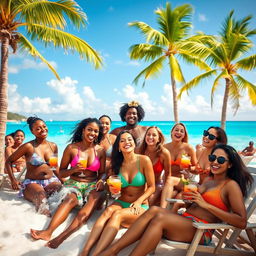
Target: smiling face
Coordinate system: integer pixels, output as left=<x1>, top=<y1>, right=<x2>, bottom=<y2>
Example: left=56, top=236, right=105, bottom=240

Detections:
left=171, top=124, right=186, bottom=142
left=209, top=148, right=231, bottom=175
left=14, top=131, right=25, bottom=145
left=100, top=116, right=111, bottom=135
left=202, top=128, right=218, bottom=148
left=32, top=120, right=48, bottom=139
left=83, top=122, right=99, bottom=143
left=145, top=127, right=159, bottom=147
left=119, top=132, right=135, bottom=153
left=125, top=108, right=138, bottom=126
left=5, top=135, right=14, bottom=147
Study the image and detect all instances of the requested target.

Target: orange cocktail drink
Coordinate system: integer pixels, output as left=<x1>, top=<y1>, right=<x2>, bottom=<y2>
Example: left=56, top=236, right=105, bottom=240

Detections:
left=107, top=175, right=122, bottom=198
left=79, top=159, right=88, bottom=169
left=180, top=154, right=191, bottom=169
left=183, top=182, right=198, bottom=201
left=49, top=154, right=58, bottom=169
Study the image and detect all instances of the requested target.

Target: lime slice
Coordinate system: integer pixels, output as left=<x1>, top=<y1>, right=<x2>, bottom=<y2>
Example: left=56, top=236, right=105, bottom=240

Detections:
left=180, top=175, right=189, bottom=185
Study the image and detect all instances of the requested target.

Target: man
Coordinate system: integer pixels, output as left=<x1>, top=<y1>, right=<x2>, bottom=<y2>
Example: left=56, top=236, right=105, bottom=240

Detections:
left=240, top=141, right=256, bottom=156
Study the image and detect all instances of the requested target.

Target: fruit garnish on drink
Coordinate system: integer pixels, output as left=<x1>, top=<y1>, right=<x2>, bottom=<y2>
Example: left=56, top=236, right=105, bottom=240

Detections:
left=180, top=154, right=191, bottom=169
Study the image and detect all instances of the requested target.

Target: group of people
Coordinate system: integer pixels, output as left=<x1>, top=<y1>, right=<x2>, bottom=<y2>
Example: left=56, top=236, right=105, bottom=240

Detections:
left=4, top=101, right=254, bottom=256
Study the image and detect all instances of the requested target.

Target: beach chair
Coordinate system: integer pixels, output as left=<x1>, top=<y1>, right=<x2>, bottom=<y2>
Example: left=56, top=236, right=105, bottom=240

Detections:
left=0, top=166, right=27, bottom=189
left=161, top=167, right=256, bottom=256
left=241, top=155, right=255, bottom=166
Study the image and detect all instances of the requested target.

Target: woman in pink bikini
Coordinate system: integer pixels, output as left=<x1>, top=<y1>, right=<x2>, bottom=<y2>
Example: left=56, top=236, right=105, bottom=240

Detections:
left=139, top=126, right=171, bottom=206
left=100, top=144, right=253, bottom=256
left=30, top=118, right=106, bottom=249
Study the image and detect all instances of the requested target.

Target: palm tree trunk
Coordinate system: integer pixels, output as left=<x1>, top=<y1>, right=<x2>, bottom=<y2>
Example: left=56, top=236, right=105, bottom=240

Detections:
left=0, top=36, right=9, bottom=173
left=171, top=74, right=179, bottom=123
left=221, top=78, right=230, bottom=130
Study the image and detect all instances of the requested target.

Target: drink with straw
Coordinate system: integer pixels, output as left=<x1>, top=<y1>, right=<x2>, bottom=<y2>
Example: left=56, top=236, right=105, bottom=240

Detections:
left=49, top=154, right=58, bottom=170
left=107, top=175, right=122, bottom=198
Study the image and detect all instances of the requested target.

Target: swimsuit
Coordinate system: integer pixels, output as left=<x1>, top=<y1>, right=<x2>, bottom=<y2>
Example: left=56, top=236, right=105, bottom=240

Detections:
left=180, top=212, right=213, bottom=245
left=115, top=156, right=148, bottom=209
left=201, top=181, right=229, bottom=212
left=70, top=147, right=100, bottom=172
left=153, top=158, right=164, bottom=174
left=171, top=159, right=181, bottom=166
left=105, top=145, right=113, bottom=158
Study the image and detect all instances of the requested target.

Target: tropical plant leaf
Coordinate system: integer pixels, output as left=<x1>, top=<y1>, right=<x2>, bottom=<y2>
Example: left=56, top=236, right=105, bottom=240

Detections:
left=132, top=56, right=166, bottom=86
left=18, top=33, right=60, bottom=79
left=229, top=76, right=241, bottom=114
left=25, top=24, right=102, bottom=68
left=236, top=54, right=256, bottom=71
left=169, top=54, right=185, bottom=83
left=129, top=44, right=163, bottom=61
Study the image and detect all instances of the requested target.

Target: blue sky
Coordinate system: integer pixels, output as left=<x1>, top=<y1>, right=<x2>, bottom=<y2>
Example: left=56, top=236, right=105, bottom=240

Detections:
left=7, top=0, right=256, bottom=121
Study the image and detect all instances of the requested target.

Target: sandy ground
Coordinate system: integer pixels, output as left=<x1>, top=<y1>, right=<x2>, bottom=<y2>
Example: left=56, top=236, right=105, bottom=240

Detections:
left=0, top=177, right=255, bottom=256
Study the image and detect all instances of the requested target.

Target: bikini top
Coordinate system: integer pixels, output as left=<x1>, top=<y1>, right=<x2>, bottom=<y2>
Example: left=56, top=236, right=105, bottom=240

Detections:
left=196, top=163, right=210, bottom=175
left=201, top=181, right=229, bottom=212
left=70, top=147, right=100, bottom=172
left=153, top=158, right=164, bottom=173
left=171, top=158, right=181, bottom=166
left=119, top=156, right=146, bottom=188
left=105, top=145, right=113, bottom=158
left=28, top=141, right=51, bottom=166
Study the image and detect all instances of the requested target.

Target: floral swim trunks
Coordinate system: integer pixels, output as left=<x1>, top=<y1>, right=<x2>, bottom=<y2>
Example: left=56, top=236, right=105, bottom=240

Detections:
left=63, top=179, right=96, bottom=207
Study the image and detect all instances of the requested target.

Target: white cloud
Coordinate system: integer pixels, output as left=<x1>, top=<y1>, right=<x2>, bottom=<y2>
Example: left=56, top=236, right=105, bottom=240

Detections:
left=198, top=14, right=207, bottom=22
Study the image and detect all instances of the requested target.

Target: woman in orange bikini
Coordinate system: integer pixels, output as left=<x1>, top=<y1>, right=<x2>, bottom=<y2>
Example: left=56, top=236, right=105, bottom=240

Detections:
left=100, top=144, right=253, bottom=256
left=30, top=118, right=106, bottom=249
left=160, top=123, right=197, bottom=208
left=196, top=126, right=227, bottom=184
left=139, top=126, right=171, bottom=206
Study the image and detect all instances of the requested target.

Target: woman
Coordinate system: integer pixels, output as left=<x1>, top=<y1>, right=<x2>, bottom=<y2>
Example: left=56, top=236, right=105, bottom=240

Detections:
left=5, top=129, right=26, bottom=173
left=5, top=133, right=14, bottom=147
left=161, top=123, right=197, bottom=208
left=30, top=118, right=106, bottom=249
left=80, top=130, right=155, bottom=256
left=100, top=144, right=253, bottom=256
left=196, top=127, right=227, bottom=184
left=99, top=115, right=116, bottom=173
left=139, top=126, right=171, bottom=206
left=5, top=117, right=62, bottom=216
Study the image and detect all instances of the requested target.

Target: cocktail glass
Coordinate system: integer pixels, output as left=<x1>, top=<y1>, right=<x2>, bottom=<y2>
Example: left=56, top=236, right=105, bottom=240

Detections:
left=78, top=157, right=87, bottom=177
left=180, top=154, right=191, bottom=177
left=183, top=181, right=198, bottom=203
left=49, top=153, right=58, bottom=171
left=107, top=175, right=122, bottom=199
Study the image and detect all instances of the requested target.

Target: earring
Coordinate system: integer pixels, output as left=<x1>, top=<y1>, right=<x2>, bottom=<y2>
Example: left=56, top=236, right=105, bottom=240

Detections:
left=119, top=148, right=121, bottom=152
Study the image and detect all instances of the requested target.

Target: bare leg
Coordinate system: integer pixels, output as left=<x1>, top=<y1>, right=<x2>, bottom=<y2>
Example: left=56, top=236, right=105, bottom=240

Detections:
left=100, top=206, right=166, bottom=256
left=23, top=183, right=51, bottom=216
left=46, top=190, right=104, bottom=249
left=30, top=193, right=78, bottom=240
left=80, top=204, right=122, bottom=256
left=44, top=182, right=62, bottom=197
left=160, top=176, right=181, bottom=208
left=93, top=207, right=144, bottom=256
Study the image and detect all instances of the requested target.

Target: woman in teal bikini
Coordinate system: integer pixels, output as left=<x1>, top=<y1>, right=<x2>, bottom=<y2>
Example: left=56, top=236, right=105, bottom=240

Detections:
left=30, top=118, right=106, bottom=248
left=80, top=130, right=155, bottom=256
left=5, top=116, right=62, bottom=216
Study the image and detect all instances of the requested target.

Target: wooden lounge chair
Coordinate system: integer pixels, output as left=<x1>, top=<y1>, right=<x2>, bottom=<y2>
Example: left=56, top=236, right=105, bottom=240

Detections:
left=161, top=167, right=256, bottom=256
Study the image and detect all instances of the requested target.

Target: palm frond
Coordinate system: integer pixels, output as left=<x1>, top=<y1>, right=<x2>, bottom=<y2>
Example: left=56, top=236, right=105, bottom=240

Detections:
left=18, top=33, right=60, bottom=79
left=235, top=74, right=256, bottom=105
left=129, top=44, right=164, bottom=61
left=169, top=54, right=185, bottom=83
left=178, top=69, right=217, bottom=98
left=210, top=69, right=228, bottom=107
left=128, top=21, right=169, bottom=46
left=236, top=54, right=256, bottom=71
left=26, top=24, right=102, bottom=69
left=132, top=56, right=166, bottom=86
left=229, top=76, right=241, bottom=115
left=15, top=0, right=86, bottom=29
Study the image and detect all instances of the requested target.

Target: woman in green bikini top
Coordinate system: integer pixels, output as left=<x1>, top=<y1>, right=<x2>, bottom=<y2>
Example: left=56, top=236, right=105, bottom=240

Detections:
left=80, top=130, right=155, bottom=256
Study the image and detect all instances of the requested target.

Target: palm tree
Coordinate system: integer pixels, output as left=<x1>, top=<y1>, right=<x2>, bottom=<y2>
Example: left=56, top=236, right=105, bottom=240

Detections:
left=0, top=0, right=102, bottom=172
left=178, top=11, right=256, bottom=130
left=128, top=2, right=211, bottom=122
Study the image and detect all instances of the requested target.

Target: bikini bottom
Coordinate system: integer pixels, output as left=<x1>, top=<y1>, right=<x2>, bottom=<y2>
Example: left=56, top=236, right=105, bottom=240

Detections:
left=114, top=199, right=149, bottom=210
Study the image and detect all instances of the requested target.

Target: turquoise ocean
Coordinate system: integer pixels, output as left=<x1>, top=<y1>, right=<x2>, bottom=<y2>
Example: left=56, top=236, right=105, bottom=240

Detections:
left=6, top=121, right=256, bottom=167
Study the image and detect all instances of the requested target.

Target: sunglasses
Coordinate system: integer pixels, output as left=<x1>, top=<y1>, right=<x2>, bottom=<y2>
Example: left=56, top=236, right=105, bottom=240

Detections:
left=208, top=154, right=228, bottom=164
left=203, top=130, right=217, bottom=140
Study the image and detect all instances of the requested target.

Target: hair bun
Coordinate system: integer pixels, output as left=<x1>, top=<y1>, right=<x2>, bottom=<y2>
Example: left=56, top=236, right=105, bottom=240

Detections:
left=27, top=116, right=37, bottom=125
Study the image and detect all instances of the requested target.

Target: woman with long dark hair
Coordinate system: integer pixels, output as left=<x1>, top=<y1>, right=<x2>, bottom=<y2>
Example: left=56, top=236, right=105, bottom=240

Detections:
left=30, top=118, right=106, bottom=249
left=80, top=130, right=155, bottom=256
left=100, top=144, right=253, bottom=256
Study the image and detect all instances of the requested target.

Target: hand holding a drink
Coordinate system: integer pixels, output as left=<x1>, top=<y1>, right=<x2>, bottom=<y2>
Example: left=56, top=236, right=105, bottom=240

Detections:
left=107, top=175, right=122, bottom=199
left=77, top=156, right=88, bottom=177
left=181, top=175, right=199, bottom=203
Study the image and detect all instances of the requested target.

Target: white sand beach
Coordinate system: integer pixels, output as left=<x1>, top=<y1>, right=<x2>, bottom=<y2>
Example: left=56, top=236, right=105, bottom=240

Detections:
left=0, top=176, right=255, bottom=256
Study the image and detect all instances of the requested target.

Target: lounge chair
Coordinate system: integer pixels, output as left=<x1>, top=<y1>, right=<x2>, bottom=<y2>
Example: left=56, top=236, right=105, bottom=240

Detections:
left=241, top=155, right=255, bottom=166
left=161, top=166, right=256, bottom=256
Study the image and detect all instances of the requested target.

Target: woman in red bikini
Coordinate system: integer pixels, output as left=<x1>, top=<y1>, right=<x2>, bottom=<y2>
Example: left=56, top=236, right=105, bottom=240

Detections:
left=100, top=144, right=253, bottom=256
left=196, top=126, right=227, bottom=184
left=139, top=126, right=171, bottom=206
left=30, top=118, right=106, bottom=249
left=161, top=123, right=197, bottom=208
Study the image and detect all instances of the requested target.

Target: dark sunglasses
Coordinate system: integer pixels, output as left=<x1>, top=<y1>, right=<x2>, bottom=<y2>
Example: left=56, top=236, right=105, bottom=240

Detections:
left=203, top=130, right=217, bottom=140
left=208, top=154, right=228, bottom=164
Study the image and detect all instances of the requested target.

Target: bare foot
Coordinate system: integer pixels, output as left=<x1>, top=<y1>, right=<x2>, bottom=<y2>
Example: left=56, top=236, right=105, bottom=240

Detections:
left=45, top=236, right=64, bottom=249
left=30, top=229, right=52, bottom=241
